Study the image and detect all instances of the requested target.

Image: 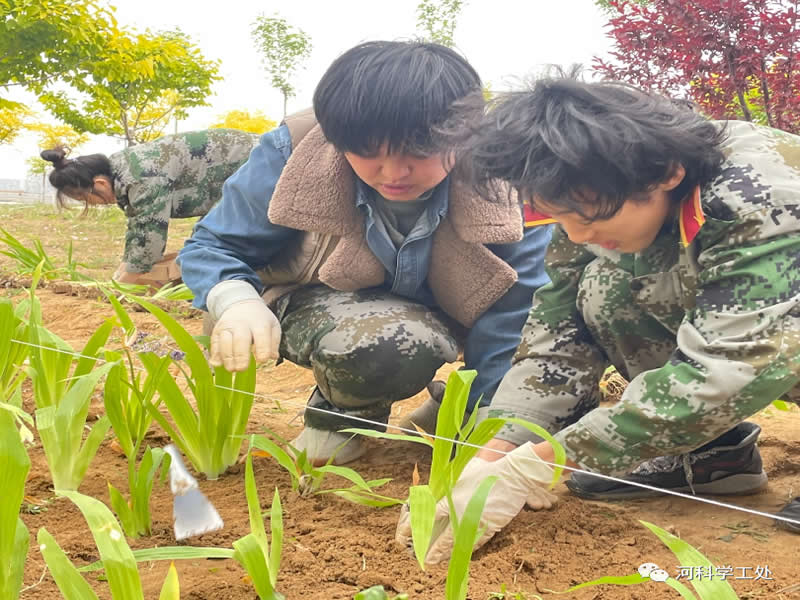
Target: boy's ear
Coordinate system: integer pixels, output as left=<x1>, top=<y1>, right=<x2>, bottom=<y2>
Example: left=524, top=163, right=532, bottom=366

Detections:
left=662, top=163, right=686, bottom=191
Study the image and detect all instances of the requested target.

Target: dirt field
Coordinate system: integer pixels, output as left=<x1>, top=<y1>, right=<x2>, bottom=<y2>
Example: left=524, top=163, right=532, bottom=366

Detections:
left=3, top=204, right=799, bottom=600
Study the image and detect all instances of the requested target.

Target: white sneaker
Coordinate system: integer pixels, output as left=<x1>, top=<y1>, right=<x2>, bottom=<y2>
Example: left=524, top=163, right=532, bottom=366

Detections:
left=290, top=427, right=366, bottom=466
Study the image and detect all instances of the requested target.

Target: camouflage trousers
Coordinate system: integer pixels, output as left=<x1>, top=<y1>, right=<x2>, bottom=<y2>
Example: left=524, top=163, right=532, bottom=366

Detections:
left=274, top=286, right=461, bottom=431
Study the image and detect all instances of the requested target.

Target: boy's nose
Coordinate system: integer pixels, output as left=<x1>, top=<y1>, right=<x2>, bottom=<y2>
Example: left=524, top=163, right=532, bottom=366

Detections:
left=381, top=159, right=412, bottom=180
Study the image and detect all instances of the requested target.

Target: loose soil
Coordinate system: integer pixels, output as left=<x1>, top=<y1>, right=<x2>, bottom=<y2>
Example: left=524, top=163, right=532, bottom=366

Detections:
left=3, top=205, right=799, bottom=600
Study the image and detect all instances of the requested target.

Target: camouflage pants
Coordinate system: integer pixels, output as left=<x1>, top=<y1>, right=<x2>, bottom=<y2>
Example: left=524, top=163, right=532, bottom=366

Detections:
left=274, top=286, right=461, bottom=431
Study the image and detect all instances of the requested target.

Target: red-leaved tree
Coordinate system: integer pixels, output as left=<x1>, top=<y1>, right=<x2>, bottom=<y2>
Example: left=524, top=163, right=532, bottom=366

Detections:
left=594, top=0, right=800, bottom=134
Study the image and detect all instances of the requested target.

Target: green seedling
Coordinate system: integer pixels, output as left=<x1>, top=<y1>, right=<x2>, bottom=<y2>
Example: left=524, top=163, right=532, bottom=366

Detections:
left=35, top=361, right=115, bottom=491
left=103, top=296, right=172, bottom=537
left=0, top=407, right=30, bottom=600
left=345, top=370, right=565, bottom=575
left=231, top=441, right=285, bottom=600
left=128, top=296, right=256, bottom=479
left=23, top=263, right=113, bottom=410
left=556, top=521, right=739, bottom=599
left=37, top=491, right=188, bottom=599
left=0, top=296, right=33, bottom=443
left=0, top=228, right=89, bottom=281
left=250, top=430, right=403, bottom=507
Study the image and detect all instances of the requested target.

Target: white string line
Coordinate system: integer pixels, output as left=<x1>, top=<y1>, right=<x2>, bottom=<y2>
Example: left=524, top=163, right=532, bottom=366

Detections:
left=11, top=337, right=800, bottom=529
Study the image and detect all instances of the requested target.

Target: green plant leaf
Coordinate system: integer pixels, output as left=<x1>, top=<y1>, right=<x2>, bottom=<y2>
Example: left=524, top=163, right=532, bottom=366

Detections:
left=408, top=485, right=436, bottom=570
left=0, top=409, right=30, bottom=599
left=78, top=547, right=236, bottom=572
left=640, top=521, right=739, bottom=600
left=58, top=490, right=144, bottom=599
left=158, top=563, right=180, bottom=600
left=233, top=534, right=285, bottom=600
left=37, top=528, right=99, bottom=600
left=445, top=475, right=498, bottom=600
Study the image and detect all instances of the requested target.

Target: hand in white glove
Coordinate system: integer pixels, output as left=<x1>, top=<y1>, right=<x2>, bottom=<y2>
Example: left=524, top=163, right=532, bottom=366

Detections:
left=206, top=280, right=281, bottom=371
left=395, top=442, right=558, bottom=565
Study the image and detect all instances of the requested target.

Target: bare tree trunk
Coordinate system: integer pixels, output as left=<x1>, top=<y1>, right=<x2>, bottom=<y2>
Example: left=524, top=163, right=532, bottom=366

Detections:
left=283, top=93, right=288, bottom=119
left=726, top=50, right=753, bottom=121
left=759, top=59, right=774, bottom=128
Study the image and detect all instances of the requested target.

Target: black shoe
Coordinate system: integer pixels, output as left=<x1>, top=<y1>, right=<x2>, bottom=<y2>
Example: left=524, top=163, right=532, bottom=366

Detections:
left=775, top=498, right=800, bottom=533
left=566, top=422, right=768, bottom=500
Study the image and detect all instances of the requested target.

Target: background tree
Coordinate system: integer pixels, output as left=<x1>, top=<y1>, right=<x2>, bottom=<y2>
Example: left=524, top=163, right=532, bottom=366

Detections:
left=415, top=0, right=466, bottom=47
left=0, top=106, right=33, bottom=145
left=251, top=15, right=312, bottom=118
left=38, top=29, right=219, bottom=146
left=595, top=0, right=800, bottom=134
left=25, top=122, right=89, bottom=202
left=0, top=0, right=116, bottom=107
left=210, top=109, right=278, bottom=134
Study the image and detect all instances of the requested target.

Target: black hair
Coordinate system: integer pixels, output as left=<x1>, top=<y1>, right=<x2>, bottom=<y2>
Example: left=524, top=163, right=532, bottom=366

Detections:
left=313, top=40, right=482, bottom=157
left=40, top=146, right=114, bottom=209
left=450, top=68, right=727, bottom=219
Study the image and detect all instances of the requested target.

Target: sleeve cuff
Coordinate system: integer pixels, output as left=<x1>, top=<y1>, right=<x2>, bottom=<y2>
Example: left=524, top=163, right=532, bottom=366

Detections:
left=206, top=279, right=262, bottom=321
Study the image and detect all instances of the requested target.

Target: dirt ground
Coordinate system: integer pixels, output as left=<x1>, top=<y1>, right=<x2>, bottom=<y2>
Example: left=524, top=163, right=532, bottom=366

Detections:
left=3, top=205, right=800, bottom=600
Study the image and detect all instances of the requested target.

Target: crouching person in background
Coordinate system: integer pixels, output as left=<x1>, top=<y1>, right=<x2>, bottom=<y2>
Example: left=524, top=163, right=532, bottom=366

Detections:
left=42, top=129, right=260, bottom=289
left=177, top=40, right=553, bottom=466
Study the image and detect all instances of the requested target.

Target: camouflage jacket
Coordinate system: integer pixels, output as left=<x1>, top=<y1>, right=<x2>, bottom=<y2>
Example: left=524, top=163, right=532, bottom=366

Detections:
left=109, top=129, right=259, bottom=272
left=490, top=121, right=800, bottom=475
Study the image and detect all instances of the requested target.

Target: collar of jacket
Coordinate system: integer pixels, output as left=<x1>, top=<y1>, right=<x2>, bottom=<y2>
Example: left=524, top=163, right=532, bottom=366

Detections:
left=269, top=125, right=522, bottom=243
left=267, top=125, right=523, bottom=327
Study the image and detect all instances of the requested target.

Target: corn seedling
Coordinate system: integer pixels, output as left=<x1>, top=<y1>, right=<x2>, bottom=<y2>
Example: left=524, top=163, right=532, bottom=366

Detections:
left=36, top=361, right=116, bottom=491
left=0, top=296, right=33, bottom=443
left=37, top=491, right=187, bottom=599
left=102, top=296, right=173, bottom=537
left=250, top=430, right=403, bottom=507
left=346, top=370, right=565, bottom=573
left=129, top=296, right=256, bottom=479
left=0, top=227, right=89, bottom=281
left=0, top=407, right=31, bottom=600
left=557, top=521, right=739, bottom=599
left=231, top=441, right=284, bottom=600
left=23, top=265, right=113, bottom=411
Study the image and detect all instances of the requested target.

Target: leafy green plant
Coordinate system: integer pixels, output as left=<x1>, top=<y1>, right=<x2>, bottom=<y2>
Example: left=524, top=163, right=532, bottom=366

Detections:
left=0, top=227, right=89, bottom=281
left=0, top=296, right=33, bottom=443
left=346, top=370, right=564, bottom=571
left=0, top=406, right=31, bottom=600
left=130, top=295, right=256, bottom=479
left=102, top=296, right=172, bottom=537
left=250, top=430, right=403, bottom=507
left=35, top=361, right=115, bottom=491
left=22, top=264, right=113, bottom=411
left=557, top=521, right=739, bottom=599
left=37, top=491, right=186, bottom=599
left=231, top=442, right=285, bottom=600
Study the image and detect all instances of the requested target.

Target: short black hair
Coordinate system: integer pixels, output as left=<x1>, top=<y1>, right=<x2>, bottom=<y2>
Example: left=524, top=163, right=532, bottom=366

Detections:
left=313, top=40, right=482, bottom=156
left=455, top=70, right=727, bottom=219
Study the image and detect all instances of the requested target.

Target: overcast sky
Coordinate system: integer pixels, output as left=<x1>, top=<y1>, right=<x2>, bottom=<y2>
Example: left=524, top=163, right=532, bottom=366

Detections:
left=0, top=0, right=613, bottom=181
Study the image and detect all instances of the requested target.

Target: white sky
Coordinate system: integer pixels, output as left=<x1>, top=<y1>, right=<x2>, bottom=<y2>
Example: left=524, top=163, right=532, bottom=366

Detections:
left=0, top=0, right=613, bottom=181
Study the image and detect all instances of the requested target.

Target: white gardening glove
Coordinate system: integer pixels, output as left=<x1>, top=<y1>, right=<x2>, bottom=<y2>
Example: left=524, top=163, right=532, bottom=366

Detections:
left=396, top=442, right=558, bottom=565
left=206, top=280, right=281, bottom=372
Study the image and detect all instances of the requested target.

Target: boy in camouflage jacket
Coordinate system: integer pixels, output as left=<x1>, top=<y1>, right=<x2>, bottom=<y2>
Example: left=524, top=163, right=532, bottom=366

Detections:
left=403, top=73, right=800, bottom=565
